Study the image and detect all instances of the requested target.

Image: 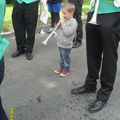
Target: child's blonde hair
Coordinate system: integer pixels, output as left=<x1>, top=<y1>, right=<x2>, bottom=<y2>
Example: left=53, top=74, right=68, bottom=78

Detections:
left=62, top=2, right=75, bottom=13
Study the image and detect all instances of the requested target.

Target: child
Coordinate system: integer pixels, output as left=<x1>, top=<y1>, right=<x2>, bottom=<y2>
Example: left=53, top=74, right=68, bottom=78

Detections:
left=54, top=3, right=78, bottom=77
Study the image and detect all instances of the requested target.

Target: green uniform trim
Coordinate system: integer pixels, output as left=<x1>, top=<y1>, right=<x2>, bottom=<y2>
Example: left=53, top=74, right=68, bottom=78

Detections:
left=17, top=0, right=38, bottom=4
left=0, top=0, right=6, bottom=32
left=90, top=0, right=120, bottom=14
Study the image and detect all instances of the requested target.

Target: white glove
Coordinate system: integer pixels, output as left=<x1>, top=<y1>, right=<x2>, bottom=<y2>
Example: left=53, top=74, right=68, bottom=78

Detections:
left=114, top=0, right=120, bottom=7
left=89, top=0, right=96, bottom=9
left=41, top=0, right=47, bottom=5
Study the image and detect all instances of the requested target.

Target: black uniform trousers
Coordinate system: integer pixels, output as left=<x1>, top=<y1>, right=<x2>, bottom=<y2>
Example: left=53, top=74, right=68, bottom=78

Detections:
left=0, top=57, right=4, bottom=85
left=68, top=0, right=83, bottom=42
left=85, top=12, right=120, bottom=101
left=73, top=5, right=83, bottom=42
left=12, top=1, right=38, bottom=53
left=50, top=12, right=60, bottom=28
left=0, top=57, right=8, bottom=120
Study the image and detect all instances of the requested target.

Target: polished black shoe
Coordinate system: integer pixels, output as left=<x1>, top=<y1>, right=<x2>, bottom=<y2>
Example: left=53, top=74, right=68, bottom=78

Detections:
left=88, top=99, right=106, bottom=113
left=71, top=85, right=96, bottom=95
left=72, top=41, right=82, bottom=48
left=11, top=50, right=25, bottom=57
left=26, top=52, right=33, bottom=60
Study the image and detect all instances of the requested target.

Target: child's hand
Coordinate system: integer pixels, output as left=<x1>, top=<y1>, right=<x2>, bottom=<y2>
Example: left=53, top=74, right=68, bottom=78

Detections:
left=56, top=22, right=61, bottom=27
left=57, top=20, right=65, bottom=26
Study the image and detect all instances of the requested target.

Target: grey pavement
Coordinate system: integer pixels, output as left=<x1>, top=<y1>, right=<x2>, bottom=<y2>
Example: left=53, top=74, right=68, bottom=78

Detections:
left=1, top=21, right=120, bottom=120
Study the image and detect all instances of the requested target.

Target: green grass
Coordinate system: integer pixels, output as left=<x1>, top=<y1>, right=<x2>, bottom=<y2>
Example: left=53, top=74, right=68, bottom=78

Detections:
left=3, top=4, right=13, bottom=32
left=82, top=0, right=90, bottom=15
left=3, top=1, right=90, bottom=32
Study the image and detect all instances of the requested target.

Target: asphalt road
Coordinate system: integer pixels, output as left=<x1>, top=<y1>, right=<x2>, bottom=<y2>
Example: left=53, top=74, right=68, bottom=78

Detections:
left=1, top=22, right=120, bottom=120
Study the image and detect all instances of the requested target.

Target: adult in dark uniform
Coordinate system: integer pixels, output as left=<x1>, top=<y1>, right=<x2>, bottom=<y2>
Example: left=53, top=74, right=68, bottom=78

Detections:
left=71, top=0, right=120, bottom=112
left=11, top=0, right=39, bottom=60
left=0, top=0, right=9, bottom=119
left=68, top=0, right=83, bottom=48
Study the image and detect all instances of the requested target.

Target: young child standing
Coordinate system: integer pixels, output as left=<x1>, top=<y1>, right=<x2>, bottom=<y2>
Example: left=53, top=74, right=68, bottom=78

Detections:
left=54, top=3, right=78, bottom=77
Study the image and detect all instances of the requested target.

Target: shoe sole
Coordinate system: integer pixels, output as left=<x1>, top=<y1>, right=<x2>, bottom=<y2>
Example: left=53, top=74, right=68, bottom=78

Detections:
left=11, top=52, right=25, bottom=57
left=59, top=73, right=69, bottom=77
left=54, top=71, right=60, bottom=74
left=71, top=91, right=96, bottom=95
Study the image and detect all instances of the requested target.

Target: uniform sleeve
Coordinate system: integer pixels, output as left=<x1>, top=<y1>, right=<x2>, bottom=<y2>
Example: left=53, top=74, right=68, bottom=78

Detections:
left=0, top=0, right=6, bottom=32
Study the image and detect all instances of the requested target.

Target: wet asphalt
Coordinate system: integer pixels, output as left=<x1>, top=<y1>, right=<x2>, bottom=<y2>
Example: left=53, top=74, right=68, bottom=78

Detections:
left=1, top=21, right=120, bottom=120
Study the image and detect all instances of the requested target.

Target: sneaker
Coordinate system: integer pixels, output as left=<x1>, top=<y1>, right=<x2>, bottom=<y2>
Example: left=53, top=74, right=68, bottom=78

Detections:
left=59, top=69, right=69, bottom=77
left=54, top=68, right=63, bottom=74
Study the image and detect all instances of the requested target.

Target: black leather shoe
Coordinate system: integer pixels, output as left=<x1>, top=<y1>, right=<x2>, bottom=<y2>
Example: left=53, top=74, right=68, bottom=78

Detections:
left=11, top=50, right=25, bottom=57
left=71, top=85, right=96, bottom=95
left=72, top=41, right=82, bottom=48
left=88, top=99, right=106, bottom=113
left=26, top=52, right=33, bottom=60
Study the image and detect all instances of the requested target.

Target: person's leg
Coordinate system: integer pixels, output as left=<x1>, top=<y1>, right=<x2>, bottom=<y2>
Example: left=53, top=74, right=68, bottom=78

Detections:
left=72, top=2, right=83, bottom=48
left=54, top=12, right=60, bottom=25
left=0, top=97, right=8, bottom=120
left=12, top=2, right=26, bottom=54
left=59, top=47, right=64, bottom=69
left=73, top=11, right=83, bottom=47
left=48, top=3, right=55, bottom=28
left=54, top=47, right=64, bottom=74
left=85, top=25, right=102, bottom=89
left=71, top=13, right=102, bottom=94
left=0, top=58, right=8, bottom=120
left=25, top=1, right=38, bottom=60
left=46, top=11, right=55, bottom=33
left=0, top=57, right=4, bottom=85
left=88, top=13, right=120, bottom=113
left=59, top=48, right=71, bottom=77
left=62, top=48, right=71, bottom=71
left=97, top=13, right=120, bottom=101
left=53, top=3, right=61, bottom=25
left=47, top=12, right=55, bottom=33
left=47, top=4, right=54, bottom=33
left=50, top=12, right=55, bottom=28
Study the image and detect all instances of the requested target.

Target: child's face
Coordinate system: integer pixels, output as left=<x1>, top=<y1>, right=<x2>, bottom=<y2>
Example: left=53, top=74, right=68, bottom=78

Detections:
left=62, top=9, right=73, bottom=20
